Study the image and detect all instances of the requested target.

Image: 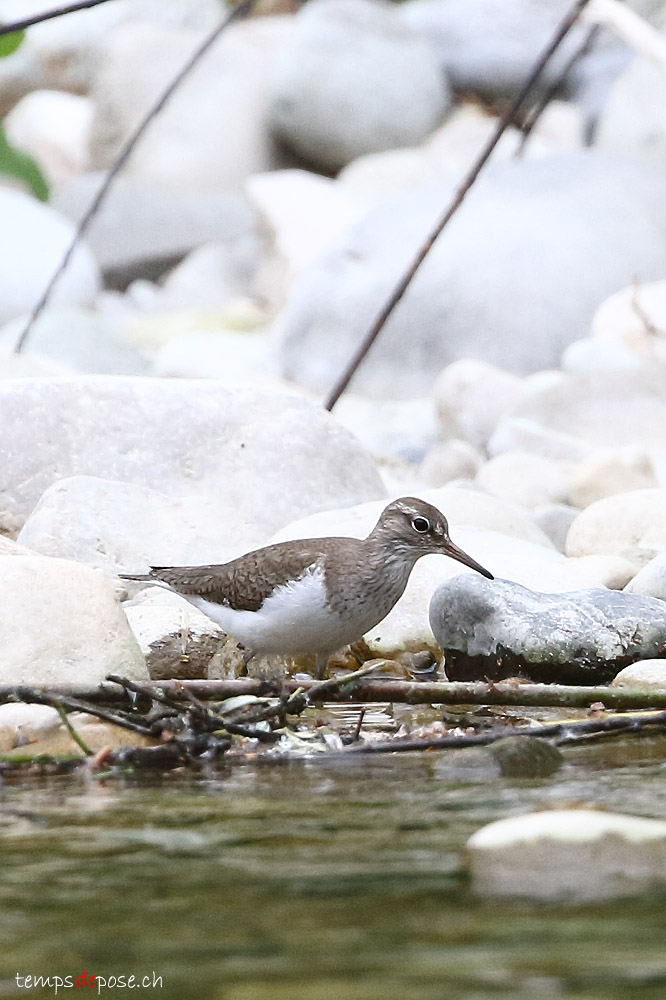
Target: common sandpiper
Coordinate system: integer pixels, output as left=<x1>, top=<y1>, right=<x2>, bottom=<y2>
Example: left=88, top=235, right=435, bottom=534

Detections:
left=120, top=497, right=493, bottom=678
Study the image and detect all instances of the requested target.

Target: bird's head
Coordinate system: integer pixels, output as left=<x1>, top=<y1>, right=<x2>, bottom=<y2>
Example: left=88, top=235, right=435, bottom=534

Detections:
left=371, top=497, right=494, bottom=579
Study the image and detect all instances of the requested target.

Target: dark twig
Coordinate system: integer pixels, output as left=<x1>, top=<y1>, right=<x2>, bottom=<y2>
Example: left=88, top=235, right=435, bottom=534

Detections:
left=14, top=0, right=261, bottom=353
left=323, top=0, right=592, bottom=411
left=12, top=687, right=155, bottom=737
left=0, top=0, right=118, bottom=36
left=516, top=24, right=601, bottom=155
left=344, top=708, right=666, bottom=755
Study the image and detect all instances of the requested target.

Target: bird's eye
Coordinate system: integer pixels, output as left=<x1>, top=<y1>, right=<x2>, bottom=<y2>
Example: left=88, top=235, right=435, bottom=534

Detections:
left=412, top=516, right=430, bottom=533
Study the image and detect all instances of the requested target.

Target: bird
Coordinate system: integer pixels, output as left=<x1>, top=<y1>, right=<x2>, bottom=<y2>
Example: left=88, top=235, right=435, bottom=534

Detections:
left=120, top=496, right=493, bottom=679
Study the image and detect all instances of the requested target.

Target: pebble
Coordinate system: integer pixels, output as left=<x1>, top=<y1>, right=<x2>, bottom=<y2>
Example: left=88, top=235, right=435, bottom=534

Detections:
left=566, top=488, right=666, bottom=569
left=612, top=659, right=666, bottom=689
left=467, top=809, right=666, bottom=901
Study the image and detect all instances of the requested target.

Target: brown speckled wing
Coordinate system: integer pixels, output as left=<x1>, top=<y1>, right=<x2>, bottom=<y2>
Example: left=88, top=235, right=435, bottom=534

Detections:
left=148, top=537, right=353, bottom=612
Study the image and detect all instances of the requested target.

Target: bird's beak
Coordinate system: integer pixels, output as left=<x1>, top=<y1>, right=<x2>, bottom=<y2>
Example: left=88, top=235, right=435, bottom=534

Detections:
left=442, top=538, right=494, bottom=580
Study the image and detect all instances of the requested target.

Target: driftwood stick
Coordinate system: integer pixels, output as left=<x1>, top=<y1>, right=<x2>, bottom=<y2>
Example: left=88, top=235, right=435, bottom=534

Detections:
left=3, top=677, right=666, bottom=710
left=344, top=709, right=666, bottom=756
left=54, top=702, right=94, bottom=756
left=10, top=686, right=155, bottom=737
left=322, top=0, right=592, bottom=410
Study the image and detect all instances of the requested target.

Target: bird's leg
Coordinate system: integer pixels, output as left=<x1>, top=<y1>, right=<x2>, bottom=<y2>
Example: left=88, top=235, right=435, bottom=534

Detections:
left=314, top=652, right=329, bottom=681
left=239, top=646, right=254, bottom=678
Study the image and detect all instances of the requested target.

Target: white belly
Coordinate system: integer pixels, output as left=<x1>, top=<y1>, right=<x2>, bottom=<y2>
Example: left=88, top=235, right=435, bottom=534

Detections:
left=185, top=566, right=365, bottom=656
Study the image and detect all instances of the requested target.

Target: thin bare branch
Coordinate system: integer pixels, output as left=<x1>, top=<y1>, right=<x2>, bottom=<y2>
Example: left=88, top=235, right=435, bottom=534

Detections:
left=0, top=0, right=118, bottom=36
left=14, top=0, right=261, bottom=353
left=0, top=676, right=665, bottom=711
left=323, top=0, right=593, bottom=411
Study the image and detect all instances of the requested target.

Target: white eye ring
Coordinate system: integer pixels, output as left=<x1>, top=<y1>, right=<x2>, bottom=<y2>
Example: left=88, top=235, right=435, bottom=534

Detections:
left=412, top=516, right=430, bottom=533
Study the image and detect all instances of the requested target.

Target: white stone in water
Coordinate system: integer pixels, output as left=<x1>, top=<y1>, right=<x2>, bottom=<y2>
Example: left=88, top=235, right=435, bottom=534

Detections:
left=612, top=660, right=666, bottom=689
left=0, top=555, right=147, bottom=685
left=566, top=489, right=666, bottom=569
left=467, top=809, right=666, bottom=901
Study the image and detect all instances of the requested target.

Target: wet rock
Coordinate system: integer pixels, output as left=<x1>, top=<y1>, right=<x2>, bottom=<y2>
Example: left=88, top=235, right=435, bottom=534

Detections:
left=268, top=0, right=451, bottom=171
left=0, top=187, right=99, bottom=326
left=566, top=489, right=666, bottom=569
left=429, top=576, right=666, bottom=684
left=612, top=659, right=666, bottom=689
left=123, top=587, right=226, bottom=681
left=476, top=450, right=572, bottom=510
left=467, top=809, right=666, bottom=901
left=89, top=17, right=291, bottom=189
left=0, top=377, right=384, bottom=530
left=279, top=154, right=666, bottom=396
left=0, top=555, right=147, bottom=685
left=568, top=449, right=658, bottom=510
left=489, top=736, right=563, bottom=778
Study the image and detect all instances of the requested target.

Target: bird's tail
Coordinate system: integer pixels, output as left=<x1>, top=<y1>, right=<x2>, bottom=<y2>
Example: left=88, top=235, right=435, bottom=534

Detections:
left=118, top=572, right=154, bottom=582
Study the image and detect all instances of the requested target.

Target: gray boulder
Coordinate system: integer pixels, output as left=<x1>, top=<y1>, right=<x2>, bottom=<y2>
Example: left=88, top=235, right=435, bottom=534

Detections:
left=429, top=575, right=666, bottom=684
left=279, top=154, right=666, bottom=396
left=268, top=0, right=451, bottom=171
left=0, top=377, right=384, bottom=531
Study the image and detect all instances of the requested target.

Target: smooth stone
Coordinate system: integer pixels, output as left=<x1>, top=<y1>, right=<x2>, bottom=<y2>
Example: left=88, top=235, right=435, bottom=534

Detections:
left=562, top=336, right=649, bottom=376
left=279, top=154, right=666, bottom=396
left=566, top=489, right=666, bottom=568
left=268, top=0, right=451, bottom=171
left=489, top=736, right=563, bottom=779
left=467, top=809, right=666, bottom=901
left=53, top=175, right=258, bottom=289
left=568, top=448, right=658, bottom=509
left=429, top=576, right=666, bottom=683
left=153, top=239, right=262, bottom=312
left=490, top=371, right=666, bottom=475
left=612, top=660, right=666, bottom=689
left=4, top=89, right=93, bottom=185
left=0, top=703, right=62, bottom=752
left=0, top=187, right=99, bottom=325
left=625, top=551, right=666, bottom=601
left=434, top=359, right=526, bottom=450
left=476, top=450, right=573, bottom=510
left=152, top=329, right=278, bottom=384
left=598, top=54, right=666, bottom=159
left=89, top=17, right=292, bottom=189
left=588, top=279, right=666, bottom=365
left=331, top=394, right=438, bottom=465
left=0, top=308, right=148, bottom=375
left=401, top=0, right=627, bottom=108
left=123, top=587, right=227, bottom=680
left=246, top=169, right=370, bottom=290
left=533, top=503, right=580, bottom=554
left=419, top=439, right=483, bottom=488
left=488, top=417, right=594, bottom=464
left=0, top=555, right=147, bottom=685
left=1, top=712, right=152, bottom=758
left=0, top=376, right=384, bottom=529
